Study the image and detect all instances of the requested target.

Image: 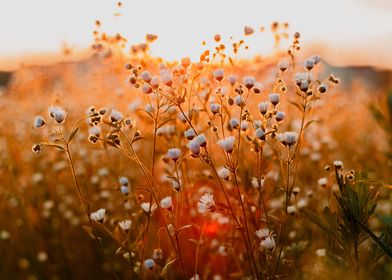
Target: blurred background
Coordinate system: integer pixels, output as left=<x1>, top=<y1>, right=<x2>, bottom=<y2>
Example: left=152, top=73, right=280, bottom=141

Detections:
left=0, top=0, right=391, bottom=70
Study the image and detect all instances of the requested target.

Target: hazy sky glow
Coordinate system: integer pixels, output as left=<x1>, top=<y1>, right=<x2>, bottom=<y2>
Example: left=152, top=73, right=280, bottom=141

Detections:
left=0, top=0, right=391, bottom=69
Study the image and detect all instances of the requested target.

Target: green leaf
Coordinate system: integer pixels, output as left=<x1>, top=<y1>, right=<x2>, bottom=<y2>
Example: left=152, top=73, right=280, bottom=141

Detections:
left=356, top=219, right=392, bottom=259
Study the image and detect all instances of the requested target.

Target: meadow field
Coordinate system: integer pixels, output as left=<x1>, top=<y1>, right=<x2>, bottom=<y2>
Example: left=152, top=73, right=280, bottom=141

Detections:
left=0, top=21, right=391, bottom=280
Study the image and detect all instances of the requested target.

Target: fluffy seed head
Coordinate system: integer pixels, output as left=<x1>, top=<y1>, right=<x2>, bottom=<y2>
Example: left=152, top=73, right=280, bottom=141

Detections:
left=34, top=116, right=46, bottom=128
left=218, top=167, right=230, bottom=180
left=258, top=101, right=269, bottom=115
left=269, top=93, right=280, bottom=106
left=243, top=76, right=256, bottom=89
left=140, top=71, right=152, bottom=83
left=167, top=148, right=181, bottom=162
left=260, top=236, right=275, bottom=250
left=217, top=136, right=236, bottom=153
left=110, top=109, right=123, bottom=122
left=210, top=103, right=221, bottom=114
left=48, top=106, right=66, bottom=124
left=213, top=69, right=224, bottom=82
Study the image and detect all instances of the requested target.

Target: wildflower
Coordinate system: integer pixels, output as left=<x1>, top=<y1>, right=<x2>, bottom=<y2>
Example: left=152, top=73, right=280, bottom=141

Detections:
left=278, top=132, right=298, bottom=146
left=188, top=139, right=201, bottom=155
left=241, top=121, right=248, bottom=131
left=260, top=236, right=275, bottom=251
left=210, top=103, right=221, bottom=114
left=110, top=109, right=123, bottom=122
left=297, top=199, right=308, bottom=209
left=194, top=134, right=207, bottom=147
left=141, top=84, right=152, bottom=94
left=253, top=82, right=264, bottom=94
left=278, top=61, right=289, bottom=72
left=275, top=111, right=286, bottom=122
left=304, top=59, right=314, bottom=71
left=119, top=176, right=129, bottom=186
left=160, top=196, right=173, bottom=211
left=217, top=136, right=235, bottom=153
left=48, top=106, right=66, bottom=124
left=292, top=186, right=300, bottom=195
left=269, top=93, right=280, bottom=106
left=311, top=55, right=321, bottom=64
left=120, top=185, right=129, bottom=196
left=90, top=208, right=106, bottom=223
left=184, top=128, right=196, bottom=140
left=244, top=26, right=254, bottom=35
left=230, top=118, right=240, bottom=129
left=167, top=148, right=181, bottom=162
left=144, top=259, right=155, bottom=270
left=161, top=72, right=173, bottom=86
left=197, top=193, right=215, bottom=215
left=235, top=95, right=245, bottom=107
left=243, top=76, right=256, bottom=89
left=34, top=116, right=45, bottom=128
left=32, top=144, right=42, bottom=154
left=218, top=167, right=230, bottom=180
left=255, top=228, right=271, bottom=239
left=88, top=126, right=101, bottom=137
left=255, top=128, right=265, bottom=140
left=181, top=57, right=191, bottom=68
left=152, top=248, right=163, bottom=260
left=118, top=220, right=132, bottom=232
left=140, top=71, right=152, bottom=83
left=140, top=202, right=157, bottom=215
left=227, top=74, right=237, bottom=86
left=258, top=101, right=269, bottom=115
left=287, top=205, right=297, bottom=215
left=316, top=248, right=326, bottom=257
left=318, top=177, right=328, bottom=188
left=333, top=160, right=343, bottom=169
left=318, top=83, right=328, bottom=93
left=213, top=69, right=224, bottom=82
left=150, top=76, right=160, bottom=88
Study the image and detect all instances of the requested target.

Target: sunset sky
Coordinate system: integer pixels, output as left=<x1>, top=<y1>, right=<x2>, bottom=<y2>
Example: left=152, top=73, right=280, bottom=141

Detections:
left=0, top=0, right=391, bottom=69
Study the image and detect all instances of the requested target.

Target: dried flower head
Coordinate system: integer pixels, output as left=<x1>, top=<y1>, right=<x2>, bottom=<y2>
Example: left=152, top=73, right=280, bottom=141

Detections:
left=210, top=103, right=221, bottom=114
left=243, top=76, right=256, bottom=89
left=218, top=167, right=230, bottom=180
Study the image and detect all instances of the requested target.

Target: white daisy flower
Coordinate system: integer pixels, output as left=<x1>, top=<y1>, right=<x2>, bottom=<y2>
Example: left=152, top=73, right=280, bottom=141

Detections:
left=160, top=196, right=173, bottom=211
left=197, top=193, right=216, bottom=215
left=140, top=202, right=157, bottom=215
left=118, top=220, right=132, bottom=232
left=90, top=208, right=106, bottom=223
